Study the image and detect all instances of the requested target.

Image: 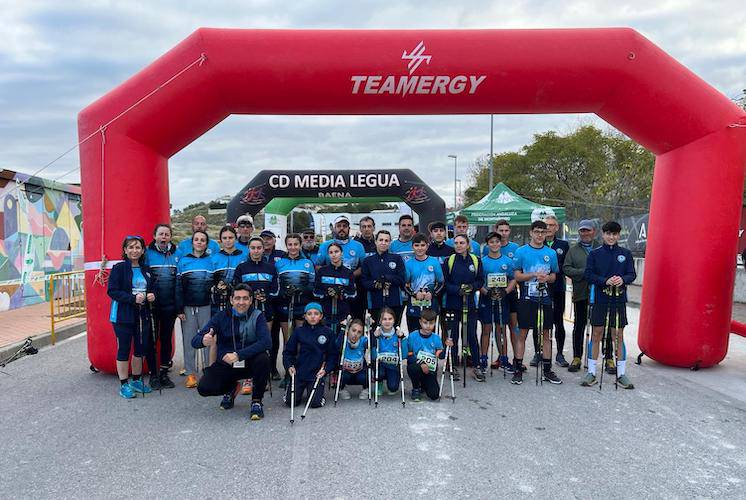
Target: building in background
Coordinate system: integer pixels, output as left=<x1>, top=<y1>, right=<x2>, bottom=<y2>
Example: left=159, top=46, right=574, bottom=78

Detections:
left=0, top=170, right=83, bottom=311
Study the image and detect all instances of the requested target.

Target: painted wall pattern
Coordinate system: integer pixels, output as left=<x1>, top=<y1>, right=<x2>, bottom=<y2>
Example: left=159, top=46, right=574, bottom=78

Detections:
left=0, top=170, right=83, bottom=311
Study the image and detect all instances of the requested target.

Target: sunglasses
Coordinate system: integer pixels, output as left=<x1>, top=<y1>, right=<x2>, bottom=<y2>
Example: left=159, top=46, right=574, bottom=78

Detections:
left=126, top=235, right=143, bottom=240
left=238, top=223, right=253, bottom=227
left=302, top=234, right=315, bottom=239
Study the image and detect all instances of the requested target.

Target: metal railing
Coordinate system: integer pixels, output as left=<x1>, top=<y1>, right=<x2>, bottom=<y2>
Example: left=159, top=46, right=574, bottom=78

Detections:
left=48, top=271, right=86, bottom=344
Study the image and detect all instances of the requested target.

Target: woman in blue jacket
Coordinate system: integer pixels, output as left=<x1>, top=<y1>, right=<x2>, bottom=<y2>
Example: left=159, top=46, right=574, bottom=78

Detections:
left=314, top=242, right=356, bottom=336
left=211, top=225, right=245, bottom=315
left=176, top=230, right=215, bottom=389
left=108, top=235, right=156, bottom=399
left=442, top=234, right=484, bottom=383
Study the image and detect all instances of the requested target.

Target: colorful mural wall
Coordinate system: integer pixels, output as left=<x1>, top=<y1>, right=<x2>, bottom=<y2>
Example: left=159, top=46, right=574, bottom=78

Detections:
left=0, top=170, right=83, bottom=311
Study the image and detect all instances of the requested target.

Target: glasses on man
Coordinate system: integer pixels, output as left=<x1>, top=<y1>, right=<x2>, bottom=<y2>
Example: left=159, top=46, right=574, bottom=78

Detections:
left=302, top=234, right=315, bottom=240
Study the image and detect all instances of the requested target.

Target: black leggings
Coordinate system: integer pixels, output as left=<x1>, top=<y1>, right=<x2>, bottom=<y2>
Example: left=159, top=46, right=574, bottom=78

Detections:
left=145, top=307, right=176, bottom=374
left=197, top=353, right=270, bottom=401
left=406, top=363, right=439, bottom=400
left=552, top=291, right=566, bottom=352
left=572, top=301, right=612, bottom=359
left=113, top=319, right=152, bottom=361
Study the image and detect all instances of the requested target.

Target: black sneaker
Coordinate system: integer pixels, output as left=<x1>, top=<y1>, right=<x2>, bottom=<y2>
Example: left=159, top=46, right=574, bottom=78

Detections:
left=542, top=370, right=562, bottom=385
left=511, top=370, right=523, bottom=385
left=529, top=352, right=541, bottom=367
left=220, top=382, right=240, bottom=410
left=250, top=401, right=264, bottom=420
left=473, top=368, right=486, bottom=382
left=159, top=372, right=175, bottom=389
left=149, top=374, right=162, bottom=391
left=555, top=353, right=569, bottom=368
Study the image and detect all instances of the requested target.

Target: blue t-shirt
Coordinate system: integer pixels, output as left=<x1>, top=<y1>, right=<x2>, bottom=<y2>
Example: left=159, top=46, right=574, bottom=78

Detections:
left=405, top=256, right=444, bottom=316
left=481, top=253, right=515, bottom=289
left=514, top=244, right=559, bottom=304
left=446, top=237, right=481, bottom=255
left=407, top=330, right=443, bottom=370
left=390, top=238, right=415, bottom=263
left=110, top=267, right=147, bottom=322
left=316, top=239, right=366, bottom=270
left=482, top=241, right=519, bottom=261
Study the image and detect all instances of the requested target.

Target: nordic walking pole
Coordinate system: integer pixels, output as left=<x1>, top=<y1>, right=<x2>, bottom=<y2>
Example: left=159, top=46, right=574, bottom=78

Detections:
left=374, top=335, right=380, bottom=408
left=148, top=303, right=162, bottom=395
left=584, top=298, right=592, bottom=371
left=365, top=312, right=373, bottom=405
left=599, top=288, right=613, bottom=391
left=301, top=371, right=323, bottom=420
left=461, top=290, right=468, bottom=388
left=490, top=296, right=496, bottom=378
left=613, top=285, right=620, bottom=391
left=498, top=297, right=506, bottom=379
left=448, top=345, right=456, bottom=403
left=288, top=291, right=296, bottom=339
left=397, top=327, right=406, bottom=408
left=535, top=292, right=542, bottom=387
left=290, top=371, right=296, bottom=425
left=334, top=315, right=353, bottom=406
left=138, top=304, right=146, bottom=398
left=439, top=344, right=447, bottom=400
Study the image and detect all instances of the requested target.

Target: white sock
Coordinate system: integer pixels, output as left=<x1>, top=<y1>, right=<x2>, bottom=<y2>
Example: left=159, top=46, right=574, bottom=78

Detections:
left=617, top=360, right=626, bottom=376
left=588, top=358, right=597, bottom=375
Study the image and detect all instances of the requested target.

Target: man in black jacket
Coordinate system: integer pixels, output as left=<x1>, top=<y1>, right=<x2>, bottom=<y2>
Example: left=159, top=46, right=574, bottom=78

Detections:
left=192, top=284, right=272, bottom=420
left=540, top=215, right=571, bottom=368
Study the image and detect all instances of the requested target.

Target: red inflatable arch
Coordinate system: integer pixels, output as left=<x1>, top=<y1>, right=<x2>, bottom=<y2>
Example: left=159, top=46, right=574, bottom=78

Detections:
left=79, top=28, right=746, bottom=374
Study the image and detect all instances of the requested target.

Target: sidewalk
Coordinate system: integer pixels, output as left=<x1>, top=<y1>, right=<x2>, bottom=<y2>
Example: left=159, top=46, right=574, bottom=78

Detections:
left=0, top=302, right=85, bottom=359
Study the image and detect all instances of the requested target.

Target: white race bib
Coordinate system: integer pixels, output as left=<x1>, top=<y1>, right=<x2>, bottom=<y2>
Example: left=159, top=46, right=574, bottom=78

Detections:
left=416, top=351, right=437, bottom=371
left=487, top=273, right=507, bottom=289
left=378, top=352, right=399, bottom=366
left=233, top=360, right=245, bottom=369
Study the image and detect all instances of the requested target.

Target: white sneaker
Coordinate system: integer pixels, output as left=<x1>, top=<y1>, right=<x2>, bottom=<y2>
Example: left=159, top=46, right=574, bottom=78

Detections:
left=359, top=389, right=369, bottom=400
left=339, top=389, right=351, bottom=400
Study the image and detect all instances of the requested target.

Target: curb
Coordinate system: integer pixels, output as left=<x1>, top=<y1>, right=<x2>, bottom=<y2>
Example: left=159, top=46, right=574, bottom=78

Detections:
left=0, top=321, right=87, bottom=365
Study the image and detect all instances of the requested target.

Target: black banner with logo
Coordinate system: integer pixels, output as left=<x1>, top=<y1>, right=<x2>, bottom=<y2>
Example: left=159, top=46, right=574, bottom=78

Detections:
left=227, top=169, right=446, bottom=232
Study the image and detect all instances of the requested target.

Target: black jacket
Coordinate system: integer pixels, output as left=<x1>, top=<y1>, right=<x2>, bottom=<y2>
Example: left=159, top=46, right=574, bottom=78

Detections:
left=107, top=260, right=154, bottom=325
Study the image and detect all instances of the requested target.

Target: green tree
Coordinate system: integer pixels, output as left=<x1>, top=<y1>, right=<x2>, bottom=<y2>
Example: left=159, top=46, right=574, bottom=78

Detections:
left=464, top=125, right=654, bottom=221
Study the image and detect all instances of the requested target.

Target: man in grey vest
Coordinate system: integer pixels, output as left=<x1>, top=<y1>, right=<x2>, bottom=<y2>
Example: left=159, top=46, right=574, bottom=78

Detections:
left=192, top=284, right=272, bottom=420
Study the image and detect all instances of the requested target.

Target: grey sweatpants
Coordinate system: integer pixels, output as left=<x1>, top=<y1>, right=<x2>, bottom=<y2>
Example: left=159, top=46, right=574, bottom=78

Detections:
left=181, top=305, right=211, bottom=375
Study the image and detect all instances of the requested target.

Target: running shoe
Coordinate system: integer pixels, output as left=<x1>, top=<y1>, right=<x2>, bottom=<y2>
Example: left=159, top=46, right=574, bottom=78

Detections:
left=119, top=383, right=136, bottom=399
left=568, top=357, right=582, bottom=373
left=149, top=374, right=162, bottom=391
left=250, top=401, right=264, bottom=420
left=581, top=372, right=598, bottom=387
left=185, top=374, right=198, bottom=388
left=555, top=353, right=569, bottom=368
left=411, top=389, right=422, bottom=402
left=129, top=379, right=152, bottom=394
left=159, top=371, right=175, bottom=389
left=473, top=368, right=486, bottom=382
left=359, top=389, right=369, bottom=400
left=542, top=370, right=562, bottom=384
left=220, top=382, right=241, bottom=410
left=338, top=389, right=351, bottom=400
left=511, top=370, right=523, bottom=385
left=617, top=374, right=635, bottom=390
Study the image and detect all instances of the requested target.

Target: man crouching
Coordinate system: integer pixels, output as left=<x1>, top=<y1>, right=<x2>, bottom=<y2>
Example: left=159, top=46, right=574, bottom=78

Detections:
left=192, top=284, right=271, bottom=420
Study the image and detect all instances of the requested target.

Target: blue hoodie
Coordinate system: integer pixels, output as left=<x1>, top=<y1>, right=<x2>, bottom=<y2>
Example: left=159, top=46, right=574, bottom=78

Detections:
left=283, top=322, right=338, bottom=382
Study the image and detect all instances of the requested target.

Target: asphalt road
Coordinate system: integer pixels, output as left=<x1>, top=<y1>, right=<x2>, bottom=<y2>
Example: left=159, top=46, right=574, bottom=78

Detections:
left=1, top=329, right=745, bottom=499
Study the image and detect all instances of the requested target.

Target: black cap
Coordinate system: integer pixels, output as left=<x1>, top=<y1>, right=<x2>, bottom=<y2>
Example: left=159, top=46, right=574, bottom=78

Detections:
left=260, top=230, right=276, bottom=238
left=428, top=221, right=446, bottom=231
left=485, top=231, right=502, bottom=243
left=301, top=227, right=315, bottom=234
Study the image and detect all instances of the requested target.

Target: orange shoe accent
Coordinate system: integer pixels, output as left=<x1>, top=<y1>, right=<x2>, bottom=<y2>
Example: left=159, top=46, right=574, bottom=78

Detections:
left=241, top=379, right=253, bottom=395
left=185, top=374, right=198, bottom=388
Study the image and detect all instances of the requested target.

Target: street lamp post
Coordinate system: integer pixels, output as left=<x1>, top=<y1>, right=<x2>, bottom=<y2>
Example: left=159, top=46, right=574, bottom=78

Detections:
left=448, top=154, right=457, bottom=209
left=489, top=114, right=494, bottom=189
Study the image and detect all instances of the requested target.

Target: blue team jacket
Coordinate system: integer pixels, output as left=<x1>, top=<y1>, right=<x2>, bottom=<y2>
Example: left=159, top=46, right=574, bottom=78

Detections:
left=361, top=250, right=406, bottom=308
left=283, top=322, right=338, bottom=382
left=176, top=252, right=214, bottom=310
left=585, top=243, right=636, bottom=304
left=313, top=263, right=356, bottom=321
left=145, top=241, right=178, bottom=310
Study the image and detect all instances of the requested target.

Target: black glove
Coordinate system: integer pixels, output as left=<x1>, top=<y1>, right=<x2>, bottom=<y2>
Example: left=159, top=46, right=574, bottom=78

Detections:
left=327, top=287, right=338, bottom=297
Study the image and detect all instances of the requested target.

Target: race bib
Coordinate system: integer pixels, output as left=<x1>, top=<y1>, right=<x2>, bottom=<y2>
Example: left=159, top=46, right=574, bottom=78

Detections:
left=233, top=360, right=245, bottom=369
left=416, top=351, right=437, bottom=371
left=343, top=359, right=363, bottom=372
left=378, top=352, right=399, bottom=366
left=411, top=298, right=431, bottom=308
left=487, top=273, right=507, bottom=289
left=527, top=281, right=540, bottom=297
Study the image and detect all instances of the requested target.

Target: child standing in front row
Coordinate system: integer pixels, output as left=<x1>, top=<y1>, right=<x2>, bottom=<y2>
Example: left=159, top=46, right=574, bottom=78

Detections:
left=372, top=307, right=407, bottom=396
left=336, top=319, right=370, bottom=400
left=407, top=308, right=453, bottom=401
left=283, top=302, right=338, bottom=409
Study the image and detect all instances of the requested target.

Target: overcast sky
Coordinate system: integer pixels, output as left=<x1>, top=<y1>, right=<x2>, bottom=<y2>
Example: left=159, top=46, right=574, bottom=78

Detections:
left=1, top=1, right=744, bottom=209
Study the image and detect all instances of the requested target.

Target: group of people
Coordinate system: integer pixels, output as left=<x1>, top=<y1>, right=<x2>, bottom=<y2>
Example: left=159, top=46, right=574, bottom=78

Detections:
left=107, top=211, right=637, bottom=421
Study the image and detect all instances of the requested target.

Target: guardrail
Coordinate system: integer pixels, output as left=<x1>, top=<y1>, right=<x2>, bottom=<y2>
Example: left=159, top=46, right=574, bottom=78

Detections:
left=48, top=270, right=86, bottom=344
